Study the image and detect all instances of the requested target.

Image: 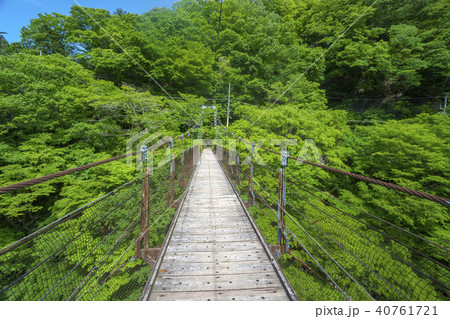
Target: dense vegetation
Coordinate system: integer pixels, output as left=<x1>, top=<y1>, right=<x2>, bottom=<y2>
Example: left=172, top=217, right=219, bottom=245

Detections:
left=0, top=0, right=448, bottom=300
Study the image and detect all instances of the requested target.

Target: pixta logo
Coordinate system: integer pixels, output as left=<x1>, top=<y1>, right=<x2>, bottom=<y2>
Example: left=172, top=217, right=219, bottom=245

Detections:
left=223, top=138, right=324, bottom=166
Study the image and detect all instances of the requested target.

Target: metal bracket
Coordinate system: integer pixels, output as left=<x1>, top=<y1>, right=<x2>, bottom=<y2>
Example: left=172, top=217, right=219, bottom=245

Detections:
left=140, top=145, right=148, bottom=163
left=251, top=142, right=255, bottom=153
left=181, top=134, right=184, bottom=141
left=281, top=150, right=289, bottom=167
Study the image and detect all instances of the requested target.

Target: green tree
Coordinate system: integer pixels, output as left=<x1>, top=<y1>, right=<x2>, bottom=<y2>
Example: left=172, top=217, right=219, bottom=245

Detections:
left=20, top=13, right=74, bottom=56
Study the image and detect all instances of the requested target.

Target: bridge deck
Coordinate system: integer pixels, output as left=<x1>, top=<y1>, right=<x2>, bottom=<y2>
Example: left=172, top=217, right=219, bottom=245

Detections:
left=143, top=148, right=291, bottom=301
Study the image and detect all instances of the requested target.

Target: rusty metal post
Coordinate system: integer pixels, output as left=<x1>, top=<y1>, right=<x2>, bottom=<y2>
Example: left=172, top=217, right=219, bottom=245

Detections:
left=248, top=142, right=255, bottom=206
left=277, top=150, right=289, bottom=254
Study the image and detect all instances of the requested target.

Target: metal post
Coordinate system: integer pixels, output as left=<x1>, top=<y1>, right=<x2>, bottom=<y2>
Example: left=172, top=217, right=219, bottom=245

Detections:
left=248, top=142, right=255, bottom=206
left=140, top=145, right=150, bottom=252
left=278, top=150, right=289, bottom=254
left=227, top=82, right=231, bottom=127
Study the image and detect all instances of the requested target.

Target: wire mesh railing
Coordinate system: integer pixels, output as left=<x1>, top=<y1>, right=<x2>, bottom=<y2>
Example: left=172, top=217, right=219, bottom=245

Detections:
left=214, top=129, right=449, bottom=301
left=0, top=141, right=198, bottom=301
left=2, top=117, right=448, bottom=301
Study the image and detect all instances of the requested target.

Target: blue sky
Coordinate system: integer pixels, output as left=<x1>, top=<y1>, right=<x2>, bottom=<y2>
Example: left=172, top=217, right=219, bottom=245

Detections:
left=0, top=0, right=178, bottom=43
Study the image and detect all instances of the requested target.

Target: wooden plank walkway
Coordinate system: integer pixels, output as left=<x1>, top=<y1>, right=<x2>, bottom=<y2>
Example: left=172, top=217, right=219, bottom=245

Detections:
left=142, top=148, right=292, bottom=301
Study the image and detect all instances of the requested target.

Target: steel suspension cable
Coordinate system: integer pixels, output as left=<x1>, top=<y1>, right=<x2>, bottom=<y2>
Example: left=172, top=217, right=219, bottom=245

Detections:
left=217, top=130, right=449, bottom=298
left=85, top=189, right=188, bottom=301
left=283, top=199, right=408, bottom=300
left=0, top=174, right=144, bottom=256
left=235, top=138, right=450, bottom=206
left=287, top=188, right=448, bottom=291
left=43, top=177, right=171, bottom=300
left=222, top=139, right=448, bottom=254
left=40, top=201, right=143, bottom=300
left=249, top=175, right=373, bottom=300
left=286, top=176, right=450, bottom=268
left=0, top=123, right=202, bottom=196
left=286, top=173, right=449, bottom=252
left=0, top=182, right=143, bottom=297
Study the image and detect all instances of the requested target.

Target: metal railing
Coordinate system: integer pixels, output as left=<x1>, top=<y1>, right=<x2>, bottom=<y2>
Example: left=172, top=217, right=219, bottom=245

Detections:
left=213, top=127, right=449, bottom=301
left=0, top=136, right=199, bottom=301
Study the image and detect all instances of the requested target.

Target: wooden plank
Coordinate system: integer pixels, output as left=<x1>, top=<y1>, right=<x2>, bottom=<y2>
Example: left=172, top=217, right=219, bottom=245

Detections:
left=174, top=217, right=248, bottom=224
left=158, top=259, right=274, bottom=276
left=169, top=228, right=256, bottom=236
left=163, top=250, right=266, bottom=263
left=179, top=210, right=244, bottom=215
left=152, top=272, right=281, bottom=293
left=144, top=148, right=292, bottom=301
left=166, top=241, right=262, bottom=253
left=149, top=287, right=289, bottom=301
left=169, top=233, right=259, bottom=243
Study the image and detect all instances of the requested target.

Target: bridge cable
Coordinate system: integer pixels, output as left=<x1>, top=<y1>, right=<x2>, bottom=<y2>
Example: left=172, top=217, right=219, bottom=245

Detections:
left=285, top=173, right=450, bottom=252
left=0, top=180, right=143, bottom=297
left=234, top=138, right=449, bottom=206
left=248, top=156, right=448, bottom=255
left=220, top=156, right=352, bottom=299
left=0, top=174, right=145, bottom=255
left=40, top=201, right=143, bottom=300
left=248, top=161, right=449, bottom=291
left=246, top=166, right=404, bottom=299
left=286, top=186, right=448, bottom=291
left=286, top=175, right=450, bottom=266
left=41, top=175, right=172, bottom=300
left=0, top=126, right=200, bottom=195
left=77, top=189, right=189, bottom=301
left=216, top=123, right=449, bottom=298
left=249, top=174, right=374, bottom=300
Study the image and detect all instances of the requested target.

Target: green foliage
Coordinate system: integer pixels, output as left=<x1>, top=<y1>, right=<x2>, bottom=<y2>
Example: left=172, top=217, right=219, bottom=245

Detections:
left=20, top=13, right=74, bottom=56
left=1, top=0, right=448, bottom=301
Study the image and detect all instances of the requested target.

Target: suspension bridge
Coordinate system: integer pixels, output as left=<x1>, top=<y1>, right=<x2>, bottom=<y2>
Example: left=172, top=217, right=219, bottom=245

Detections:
left=0, top=114, right=449, bottom=301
